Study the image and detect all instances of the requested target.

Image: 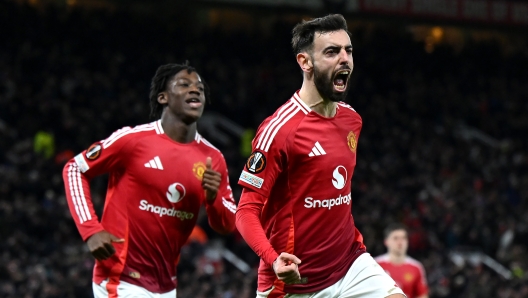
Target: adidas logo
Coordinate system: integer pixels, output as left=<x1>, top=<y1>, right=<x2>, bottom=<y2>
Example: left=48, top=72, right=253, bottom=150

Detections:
left=144, top=156, right=164, bottom=170
left=308, top=142, right=326, bottom=157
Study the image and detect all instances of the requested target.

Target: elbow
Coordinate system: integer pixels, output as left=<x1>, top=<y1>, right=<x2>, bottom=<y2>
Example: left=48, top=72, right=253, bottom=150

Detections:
left=235, top=208, right=244, bottom=232
left=62, top=159, right=73, bottom=175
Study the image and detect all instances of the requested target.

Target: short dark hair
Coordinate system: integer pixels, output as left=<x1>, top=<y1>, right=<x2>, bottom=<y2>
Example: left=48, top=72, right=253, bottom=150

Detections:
left=384, top=223, right=408, bottom=239
left=149, top=62, right=209, bottom=119
left=291, top=14, right=351, bottom=55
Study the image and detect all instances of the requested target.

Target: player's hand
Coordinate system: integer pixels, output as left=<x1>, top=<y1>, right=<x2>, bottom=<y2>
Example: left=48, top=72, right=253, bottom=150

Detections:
left=202, top=157, right=221, bottom=203
left=86, top=230, right=124, bottom=261
left=273, top=252, right=302, bottom=285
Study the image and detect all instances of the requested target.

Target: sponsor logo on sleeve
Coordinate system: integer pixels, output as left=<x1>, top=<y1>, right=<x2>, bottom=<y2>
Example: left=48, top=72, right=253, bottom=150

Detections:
left=85, top=142, right=102, bottom=160
left=347, top=131, right=357, bottom=153
left=245, top=151, right=266, bottom=174
left=74, top=153, right=90, bottom=173
left=239, top=170, right=264, bottom=189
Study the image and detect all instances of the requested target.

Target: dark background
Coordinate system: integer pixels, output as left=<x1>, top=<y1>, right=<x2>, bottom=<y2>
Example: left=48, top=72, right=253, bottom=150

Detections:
left=1, top=0, right=527, bottom=297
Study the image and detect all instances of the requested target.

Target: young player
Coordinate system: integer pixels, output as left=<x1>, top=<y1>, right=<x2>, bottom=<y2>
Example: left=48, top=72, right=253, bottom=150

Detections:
left=236, top=14, right=405, bottom=298
left=62, top=63, right=236, bottom=297
left=376, top=224, right=428, bottom=298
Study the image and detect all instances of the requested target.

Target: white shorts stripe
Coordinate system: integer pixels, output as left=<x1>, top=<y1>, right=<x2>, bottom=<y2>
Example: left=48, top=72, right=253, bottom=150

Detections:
left=75, top=166, right=92, bottom=221
left=263, top=107, right=300, bottom=152
left=68, top=164, right=84, bottom=224
left=69, top=164, right=87, bottom=223
left=256, top=101, right=294, bottom=150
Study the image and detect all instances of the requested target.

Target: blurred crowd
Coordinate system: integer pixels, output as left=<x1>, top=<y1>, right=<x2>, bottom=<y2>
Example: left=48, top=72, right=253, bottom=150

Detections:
left=1, top=1, right=527, bottom=297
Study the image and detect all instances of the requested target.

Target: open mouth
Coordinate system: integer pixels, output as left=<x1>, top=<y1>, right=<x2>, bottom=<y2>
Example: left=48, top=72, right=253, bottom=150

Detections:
left=185, top=98, right=202, bottom=108
left=333, top=70, right=350, bottom=92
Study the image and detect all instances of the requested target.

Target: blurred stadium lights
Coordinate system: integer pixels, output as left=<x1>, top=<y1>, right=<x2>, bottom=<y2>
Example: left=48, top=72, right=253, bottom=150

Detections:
left=197, top=0, right=528, bottom=28
left=14, top=0, right=528, bottom=28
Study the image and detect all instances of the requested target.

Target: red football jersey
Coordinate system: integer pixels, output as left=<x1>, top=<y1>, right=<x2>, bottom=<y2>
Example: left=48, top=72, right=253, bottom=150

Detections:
left=375, top=254, right=428, bottom=298
left=63, top=120, right=236, bottom=294
left=238, top=92, right=366, bottom=295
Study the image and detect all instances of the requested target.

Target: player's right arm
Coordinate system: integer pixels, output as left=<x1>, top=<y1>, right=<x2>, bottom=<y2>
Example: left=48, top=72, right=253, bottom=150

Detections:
left=62, top=126, right=134, bottom=260
left=236, top=189, right=301, bottom=284
left=236, top=114, right=301, bottom=284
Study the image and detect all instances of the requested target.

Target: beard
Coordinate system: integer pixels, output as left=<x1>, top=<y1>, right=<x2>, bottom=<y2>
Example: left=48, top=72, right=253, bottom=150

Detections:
left=313, top=64, right=350, bottom=102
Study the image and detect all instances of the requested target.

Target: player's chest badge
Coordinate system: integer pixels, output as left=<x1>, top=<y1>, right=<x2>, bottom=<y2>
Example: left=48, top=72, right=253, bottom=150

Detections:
left=347, top=131, right=357, bottom=153
left=404, top=272, right=414, bottom=282
left=193, top=162, right=206, bottom=180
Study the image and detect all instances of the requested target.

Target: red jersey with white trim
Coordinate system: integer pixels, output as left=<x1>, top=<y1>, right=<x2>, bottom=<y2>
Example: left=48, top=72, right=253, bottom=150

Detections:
left=375, top=254, right=428, bottom=298
left=238, top=92, right=366, bottom=295
left=62, top=120, right=236, bottom=294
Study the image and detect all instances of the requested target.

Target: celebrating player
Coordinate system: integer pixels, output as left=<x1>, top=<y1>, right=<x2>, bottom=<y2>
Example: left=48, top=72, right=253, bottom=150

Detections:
left=236, top=14, right=405, bottom=297
left=376, top=224, right=429, bottom=298
left=62, top=63, right=237, bottom=297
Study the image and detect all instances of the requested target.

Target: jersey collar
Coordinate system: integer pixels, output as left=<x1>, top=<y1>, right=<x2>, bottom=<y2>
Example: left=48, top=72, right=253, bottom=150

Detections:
left=291, top=91, right=311, bottom=115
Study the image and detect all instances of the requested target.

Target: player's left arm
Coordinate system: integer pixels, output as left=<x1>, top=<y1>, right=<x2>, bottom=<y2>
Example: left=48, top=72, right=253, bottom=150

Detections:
left=202, top=155, right=236, bottom=234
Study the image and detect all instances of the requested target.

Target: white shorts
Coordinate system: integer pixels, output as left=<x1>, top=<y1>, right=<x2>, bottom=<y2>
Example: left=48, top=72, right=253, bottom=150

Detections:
left=257, top=253, right=405, bottom=298
left=93, top=280, right=177, bottom=298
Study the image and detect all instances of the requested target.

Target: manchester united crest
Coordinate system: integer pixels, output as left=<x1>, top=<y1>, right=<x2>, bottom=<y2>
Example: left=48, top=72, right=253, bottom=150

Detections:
left=193, top=162, right=206, bottom=180
left=404, top=272, right=414, bottom=282
left=347, top=131, right=357, bottom=153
